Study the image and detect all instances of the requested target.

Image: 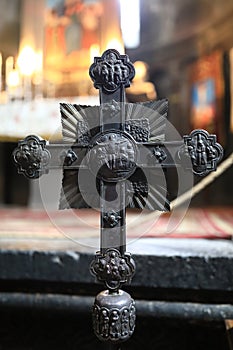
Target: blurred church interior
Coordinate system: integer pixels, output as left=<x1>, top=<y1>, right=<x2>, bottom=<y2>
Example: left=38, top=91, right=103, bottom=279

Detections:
left=0, top=1, right=233, bottom=349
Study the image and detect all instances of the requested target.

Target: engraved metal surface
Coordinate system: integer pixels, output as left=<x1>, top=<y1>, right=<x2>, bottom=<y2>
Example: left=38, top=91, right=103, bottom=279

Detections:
left=151, top=145, right=167, bottom=163
left=76, top=120, right=91, bottom=145
left=90, top=248, right=135, bottom=290
left=182, top=129, right=223, bottom=176
left=89, top=49, right=135, bottom=93
left=125, top=119, right=150, bottom=142
left=59, top=98, right=172, bottom=211
left=92, top=290, right=136, bottom=343
left=12, top=135, right=50, bottom=179
left=101, top=100, right=121, bottom=118
left=131, top=181, right=149, bottom=197
left=103, top=211, right=121, bottom=228
left=89, top=131, right=137, bottom=182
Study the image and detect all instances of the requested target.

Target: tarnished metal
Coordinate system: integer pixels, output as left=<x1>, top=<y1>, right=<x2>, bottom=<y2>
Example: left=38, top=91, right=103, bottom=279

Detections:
left=13, top=135, right=50, bottom=179
left=93, top=290, right=136, bottom=343
left=182, top=129, right=223, bottom=176
left=90, top=249, right=135, bottom=290
left=12, top=49, right=224, bottom=348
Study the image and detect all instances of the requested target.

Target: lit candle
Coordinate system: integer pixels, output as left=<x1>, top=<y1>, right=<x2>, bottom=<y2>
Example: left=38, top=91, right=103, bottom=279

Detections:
left=33, top=50, right=43, bottom=98
left=17, top=46, right=36, bottom=77
left=5, top=56, right=14, bottom=89
left=7, top=70, right=20, bottom=88
left=17, top=46, right=36, bottom=100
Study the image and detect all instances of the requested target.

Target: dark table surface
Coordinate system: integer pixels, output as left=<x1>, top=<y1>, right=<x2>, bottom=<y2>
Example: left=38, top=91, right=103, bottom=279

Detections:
left=1, top=237, right=233, bottom=350
left=1, top=237, right=233, bottom=297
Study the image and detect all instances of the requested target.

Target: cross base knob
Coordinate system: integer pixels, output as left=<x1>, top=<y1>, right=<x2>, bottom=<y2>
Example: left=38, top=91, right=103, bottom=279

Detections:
left=92, top=289, right=136, bottom=343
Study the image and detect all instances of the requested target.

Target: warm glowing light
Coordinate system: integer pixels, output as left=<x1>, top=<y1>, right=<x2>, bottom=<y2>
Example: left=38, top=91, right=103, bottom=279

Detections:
left=128, top=60, right=157, bottom=100
left=90, top=44, right=100, bottom=63
left=119, top=0, right=140, bottom=49
left=7, top=69, right=20, bottom=88
left=134, top=61, right=148, bottom=80
left=0, top=53, right=2, bottom=91
left=35, top=51, right=43, bottom=73
left=17, top=46, right=36, bottom=76
left=6, top=56, right=14, bottom=75
left=106, top=39, right=124, bottom=54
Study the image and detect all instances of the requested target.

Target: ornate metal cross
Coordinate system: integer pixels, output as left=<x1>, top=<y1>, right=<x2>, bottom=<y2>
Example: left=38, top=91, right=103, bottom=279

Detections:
left=13, top=49, right=223, bottom=348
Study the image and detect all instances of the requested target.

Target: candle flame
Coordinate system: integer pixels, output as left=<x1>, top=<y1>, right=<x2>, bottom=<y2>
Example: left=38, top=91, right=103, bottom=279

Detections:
left=106, top=39, right=124, bottom=54
left=17, top=46, right=36, bottom=76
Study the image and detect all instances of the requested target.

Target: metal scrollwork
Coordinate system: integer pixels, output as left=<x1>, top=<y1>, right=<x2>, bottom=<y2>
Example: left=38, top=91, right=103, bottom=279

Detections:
left=12, top=135, right=50, bottom=179
left=152, top=145, right=167, bottom=163
left=89, top=49, right=135, bottom=93
left=182, top=129, right=223, bottom=176
left=90, top=248, right=135, bottom=290
left=125, top=119, right=150, bottom=142
left=103, top=210, right=121, bottom=228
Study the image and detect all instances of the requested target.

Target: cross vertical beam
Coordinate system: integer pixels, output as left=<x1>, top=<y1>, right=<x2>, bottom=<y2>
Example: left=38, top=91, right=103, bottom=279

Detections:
left=89, top=50, right=137, bottom=345
left=89, top=49, right=135, bottom=257
left=100, top=181, right=126, bottom=254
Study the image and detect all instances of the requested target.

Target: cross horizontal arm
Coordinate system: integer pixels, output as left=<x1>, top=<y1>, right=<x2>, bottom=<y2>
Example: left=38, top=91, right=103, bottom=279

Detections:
left=13, top=135, right=89, bottom=179
left=13, top=128, right=224, bottom=180
left=46, top=144, right=89, bottom=169
left=136, top=141, right=184, bottom=169
left=137, top=129, right=223, bottom=176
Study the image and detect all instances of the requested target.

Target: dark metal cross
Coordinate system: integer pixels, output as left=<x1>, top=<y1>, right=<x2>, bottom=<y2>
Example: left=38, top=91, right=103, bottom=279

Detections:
left=13, top=49, right=223, bottom=347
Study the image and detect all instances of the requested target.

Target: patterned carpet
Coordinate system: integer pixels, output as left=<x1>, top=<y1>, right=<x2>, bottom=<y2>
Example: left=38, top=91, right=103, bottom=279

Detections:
left=0, top=207, right=232, bottom=240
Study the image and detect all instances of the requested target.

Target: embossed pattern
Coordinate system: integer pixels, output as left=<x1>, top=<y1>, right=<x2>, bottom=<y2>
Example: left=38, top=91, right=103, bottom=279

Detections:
left=183, top=129, right=223, bottom=176
left=12, top=135, right=50, bottom=179
left=125, top=119, right=150, bottom=142
left=89, top=131, right=136, bottom=182
left=90, top=249, right=135, bottom=290
left=92, top=290, right=136, bottom=342
left=103, top=211, right=121, bottom=228
left=89, top=49, right=135, bottom=93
